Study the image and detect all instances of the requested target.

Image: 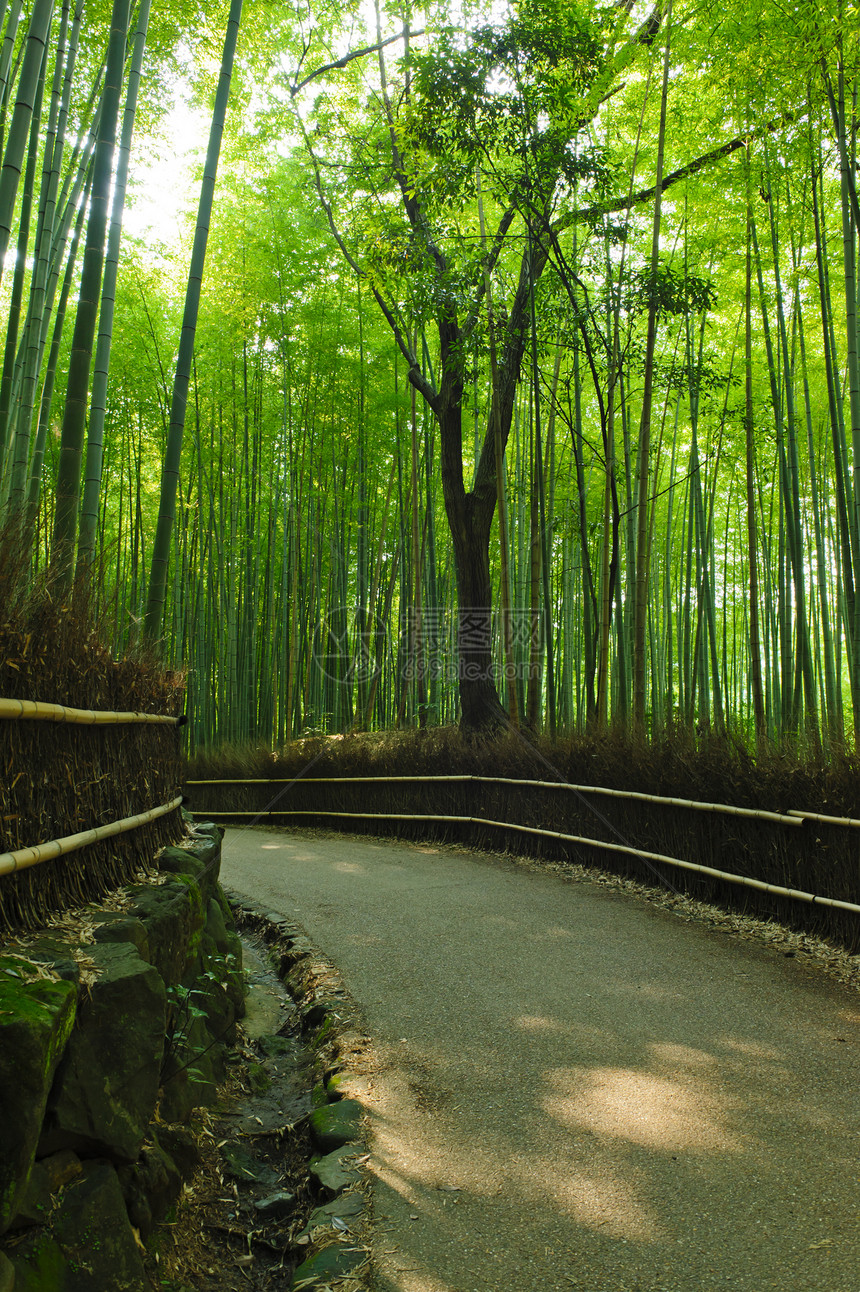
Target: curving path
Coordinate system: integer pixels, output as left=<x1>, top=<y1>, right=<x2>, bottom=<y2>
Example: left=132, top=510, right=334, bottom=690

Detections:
left=220, top=826, right=860, bottom=1292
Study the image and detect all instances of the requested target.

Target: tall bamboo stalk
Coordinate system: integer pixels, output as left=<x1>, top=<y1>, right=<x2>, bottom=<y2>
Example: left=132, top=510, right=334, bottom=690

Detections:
left=144, top=0, right=244, bottom=641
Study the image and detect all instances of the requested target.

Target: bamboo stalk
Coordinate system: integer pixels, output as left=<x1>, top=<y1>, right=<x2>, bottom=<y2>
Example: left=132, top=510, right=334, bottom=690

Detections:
left=144, top=0, right=244, bottom=641
left=0, top=698, right=183, bottom=724
left=0, top=796, right=183, bottom=877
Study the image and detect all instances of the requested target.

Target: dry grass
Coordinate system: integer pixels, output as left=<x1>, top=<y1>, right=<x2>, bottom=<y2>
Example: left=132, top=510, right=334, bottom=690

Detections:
left=0, top=532, right=185, bottom=936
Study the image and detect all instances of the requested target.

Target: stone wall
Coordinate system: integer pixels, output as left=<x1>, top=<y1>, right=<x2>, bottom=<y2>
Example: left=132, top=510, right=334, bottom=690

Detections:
left=0, top=820, right=244, bottom=1292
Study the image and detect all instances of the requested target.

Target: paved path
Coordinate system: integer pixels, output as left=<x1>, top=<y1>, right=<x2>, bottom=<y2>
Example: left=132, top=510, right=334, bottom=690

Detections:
left=221, top=827, right=860, bottom=1292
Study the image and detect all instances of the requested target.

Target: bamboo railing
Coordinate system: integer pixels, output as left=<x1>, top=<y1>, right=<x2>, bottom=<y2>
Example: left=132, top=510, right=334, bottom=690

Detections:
left=0, top=698, right=184, bottom=725
left=186, top=774, right=860, bottom=921
left=0, top=798, right=184, bottom=877
left=186, top=773, right=810, bottom=827
left=1, top=695, right=185, bottom=887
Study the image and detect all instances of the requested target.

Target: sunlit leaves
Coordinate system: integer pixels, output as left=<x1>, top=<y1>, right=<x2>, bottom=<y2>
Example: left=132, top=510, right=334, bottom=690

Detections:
left=405, top=4, right=605, bottom=172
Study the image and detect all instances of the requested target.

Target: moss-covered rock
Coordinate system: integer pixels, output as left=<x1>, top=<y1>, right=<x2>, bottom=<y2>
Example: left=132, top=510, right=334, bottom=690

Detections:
left=0, top=820, right=243, bottom=1273
left=309, top=1145, right=363, bottom=1196
left=125, top=878, right=203, bottom=986
left=0, top=963, right=77, bottom=1234
left=39, top=944, right=165, bottom=1164
left=309, top=1100, right=363, bottom=1153
left=291, top=1241, right=367, bottom=1288
left=205, top=895, right=232, bottom=952
left=17, top=941, right=81, bottom=985
left=118, top=1131, right=182, bottom=1240
left=9, top=1161, right=149, bottom=1291
left=90, top=914, right=150, bottom=960
left=154, top=1124, right=200, bottom=1178
left=159, top=824, right=223, bottom=908
left=7, top=1151, right=82, bottom=1231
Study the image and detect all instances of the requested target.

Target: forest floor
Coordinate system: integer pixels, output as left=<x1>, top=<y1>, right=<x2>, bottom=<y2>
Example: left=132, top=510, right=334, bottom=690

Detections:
left=217, top=826, right=860, bottom=1292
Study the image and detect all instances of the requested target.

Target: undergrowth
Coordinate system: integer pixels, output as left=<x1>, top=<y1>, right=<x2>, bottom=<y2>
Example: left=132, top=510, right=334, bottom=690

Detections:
left=188, top=722, right=860, bottom=818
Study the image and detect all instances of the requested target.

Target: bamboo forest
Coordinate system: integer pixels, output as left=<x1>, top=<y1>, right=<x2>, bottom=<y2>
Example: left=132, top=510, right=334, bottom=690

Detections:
left=0, top=0, right=859, bottom=752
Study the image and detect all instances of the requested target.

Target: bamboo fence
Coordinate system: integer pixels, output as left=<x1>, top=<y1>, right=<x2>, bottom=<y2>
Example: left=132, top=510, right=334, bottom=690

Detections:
left=1, top=692, right=185, bottom=933
left=186, top=772, right=860, bottom=947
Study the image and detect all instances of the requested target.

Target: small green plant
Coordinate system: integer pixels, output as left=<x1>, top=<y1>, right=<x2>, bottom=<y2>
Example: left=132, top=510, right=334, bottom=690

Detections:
left=163, top=983, right=210, bottom=1084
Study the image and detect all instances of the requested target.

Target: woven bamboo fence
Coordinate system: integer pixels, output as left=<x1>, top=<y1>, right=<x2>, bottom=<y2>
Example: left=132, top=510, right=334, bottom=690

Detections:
left=0, top=609, right=186, bottom=936
left=1, top=696, right=185, bottom=933
left=186, top=772, right=860, bottom=950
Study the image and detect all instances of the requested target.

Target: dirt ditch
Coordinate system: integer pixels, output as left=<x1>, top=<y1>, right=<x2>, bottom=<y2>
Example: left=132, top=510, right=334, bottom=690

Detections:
left=146, top=899, right=374, bottom=1292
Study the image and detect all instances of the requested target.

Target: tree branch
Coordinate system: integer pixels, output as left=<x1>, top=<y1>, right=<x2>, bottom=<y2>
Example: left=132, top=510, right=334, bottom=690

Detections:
left=566, top=111, right=798, bottom=226
left=461, top=201, right=518, bottom=340
left=290, top=28, right=423, bottom=97
left=296, top=111, right=440, bottom=413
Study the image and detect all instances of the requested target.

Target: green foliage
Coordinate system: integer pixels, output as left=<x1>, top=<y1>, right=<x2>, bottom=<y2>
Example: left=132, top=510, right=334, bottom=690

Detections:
left=3, top=0, right=860, bottom=753
left=628, top=264, right=717, bottom=319
left=405, top=2, right=613, bottom=210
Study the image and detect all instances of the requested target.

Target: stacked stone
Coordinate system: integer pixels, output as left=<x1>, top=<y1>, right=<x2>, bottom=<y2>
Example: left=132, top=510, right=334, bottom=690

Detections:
left=0, top=822, right=244, bottom=1291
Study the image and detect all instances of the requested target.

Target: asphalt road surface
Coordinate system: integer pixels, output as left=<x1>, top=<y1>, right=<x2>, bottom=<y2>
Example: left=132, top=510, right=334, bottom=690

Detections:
left=220, top=826, right=860, bottom=1292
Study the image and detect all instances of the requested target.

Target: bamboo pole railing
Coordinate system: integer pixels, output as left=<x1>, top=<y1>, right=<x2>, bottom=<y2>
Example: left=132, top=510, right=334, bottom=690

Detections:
left=185, top=773, right=807, bottom=827
left=0, top=697, right=185, bottom=725
left=199, top=806, right=860, bottom=917
left=787, top=809, right=860, bottom=828
left=0, top=797, right=184, bottom=877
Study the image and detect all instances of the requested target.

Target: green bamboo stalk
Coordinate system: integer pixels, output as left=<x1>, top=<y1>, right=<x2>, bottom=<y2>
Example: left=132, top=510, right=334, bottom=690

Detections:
left=144, top=0, right=243, bottom=641
left=0, top=0, right=24, bottom=114
left=744, top=174, right=765, bottom=742
left=0, top=25, right=46, bottom=509
left=4, top=0, right=78, bottom=465
left=477, top=173, right=517, bottom=727
left=24, top=146, right=92, bottom=528
left=76, top=0, right=152, bottom=575
left=811, top=124, right=858, bottom=723
left=832, top=62, right=860, bottom=735
left=762, top=144, right=819, bottom=743
left=632, top=0, right=672, bottom=735
left=50, top=0, right=129, bottom=590
left=528, top=224, right=556, bottom=738
left=796, top=261, right=841, bottom=743
left=0, top=0, right=53, bottom=290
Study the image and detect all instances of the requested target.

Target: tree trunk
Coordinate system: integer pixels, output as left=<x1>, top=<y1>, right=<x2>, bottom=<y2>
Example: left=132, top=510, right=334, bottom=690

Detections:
left=448, top=502, right=508, bottom=731
left=436, top=369, right=507, bottom=730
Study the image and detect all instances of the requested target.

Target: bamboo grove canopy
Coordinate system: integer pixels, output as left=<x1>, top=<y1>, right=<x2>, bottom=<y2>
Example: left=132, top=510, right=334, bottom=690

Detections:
left=0, top=0, right=858, bottom=746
